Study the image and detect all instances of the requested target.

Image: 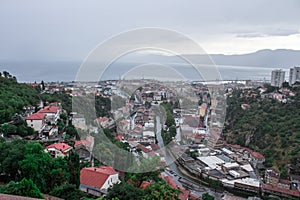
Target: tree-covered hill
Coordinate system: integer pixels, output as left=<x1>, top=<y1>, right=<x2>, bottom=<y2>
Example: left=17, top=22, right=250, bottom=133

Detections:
left=0, top=71, right=40, bottom=124
left=223, top=86, right=300, bottom=177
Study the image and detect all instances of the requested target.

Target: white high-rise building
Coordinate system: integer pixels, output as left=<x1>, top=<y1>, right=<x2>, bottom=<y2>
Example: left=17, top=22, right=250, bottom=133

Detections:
left=271, top=69, right=285, bottom=87
left=289, top=66, right=300, bottom=85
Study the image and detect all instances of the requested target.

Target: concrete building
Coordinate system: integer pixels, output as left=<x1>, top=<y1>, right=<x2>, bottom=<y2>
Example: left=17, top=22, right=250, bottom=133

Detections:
left=271, top=69, right=285, bottom=87
left=289, top=66, right=300, bottom=85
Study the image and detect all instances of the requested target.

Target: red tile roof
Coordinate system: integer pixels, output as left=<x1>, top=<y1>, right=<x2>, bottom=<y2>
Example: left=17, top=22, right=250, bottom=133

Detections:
left=26, top=113, right=46, bottom=120
left=46, top=142, right=72, bottom=152
left=94, top=117, right=109, bottom=124
left=150, top=143, right=160, bottom=151
left=80, top=166, right=118, bottom=189
left=140, top=181, right=151, bottom=189
left=115, top=134, right=123, bottom=141
left=179, top=187, right=190, bottom=200
left=164, top=176, right=177, bottom=188
left=136, top=144, right=151, bottom=153
left=263, top=184, right=300, bottom=197
left=38, top=106, right=59, bottom=114
left=251, top=151, right=265, bottom=159
left=188, top=193, right=199, bottom=200
left=75, top=136, right=94, bottom=148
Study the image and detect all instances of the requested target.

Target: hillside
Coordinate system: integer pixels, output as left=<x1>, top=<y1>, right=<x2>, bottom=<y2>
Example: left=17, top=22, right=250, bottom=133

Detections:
left=0, top=71, right=40, bottom=124
left=223, top=86, right=300, bottom=177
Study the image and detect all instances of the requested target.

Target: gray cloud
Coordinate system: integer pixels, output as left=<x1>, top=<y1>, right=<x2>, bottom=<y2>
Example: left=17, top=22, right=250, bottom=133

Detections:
left=0, top=0, right=299, bottom=61
left=236, top=29, right=300, bottom=38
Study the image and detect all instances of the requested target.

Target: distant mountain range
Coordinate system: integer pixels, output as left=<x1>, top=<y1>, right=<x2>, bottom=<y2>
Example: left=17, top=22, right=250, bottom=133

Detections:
left=130, top=49, right=300, bottom=69
left=208, top=49, right=300, bottom=68
left=1, top=49, right=300, bottom=82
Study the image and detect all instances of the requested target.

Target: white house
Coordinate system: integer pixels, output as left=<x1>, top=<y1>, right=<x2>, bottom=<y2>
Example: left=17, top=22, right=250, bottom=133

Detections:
left=80, top=166, right=120, bottom=196
left=45, top=142, right=73, bottom=158
left=26, top=113, right=46, bottom=133
left=38, top=105, right=61, bottom=123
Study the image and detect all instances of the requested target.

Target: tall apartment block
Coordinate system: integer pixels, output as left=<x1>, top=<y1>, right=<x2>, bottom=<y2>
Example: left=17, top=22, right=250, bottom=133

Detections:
left=289, top=66, right=300, bottom=85
left=271, top=69, right=285, bottom=87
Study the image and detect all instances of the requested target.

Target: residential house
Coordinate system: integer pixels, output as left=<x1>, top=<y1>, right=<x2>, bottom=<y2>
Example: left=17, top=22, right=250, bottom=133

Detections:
left=75, top=136, right=94, bottom=161
left=26, top=113, right=46, bottom=133
left=95, top=117, right=109, bottom=128
left=45, top=142, right=73, bottom=158
left=80, top=166, right=120, bottom=196
left=38, top=105, right=61, bottom=123
left=249, top=151, right=265, bottom=168
left=42, top=125, right=58, bottom=137
left=164, top=175, right=190, bottom=200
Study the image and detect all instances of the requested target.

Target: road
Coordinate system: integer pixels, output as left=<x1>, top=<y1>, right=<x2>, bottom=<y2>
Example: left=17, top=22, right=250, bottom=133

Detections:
left=155, top=114, right=223, bottom=199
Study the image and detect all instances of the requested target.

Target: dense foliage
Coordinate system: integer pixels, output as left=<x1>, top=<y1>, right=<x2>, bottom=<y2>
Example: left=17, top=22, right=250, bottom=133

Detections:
left=0, top=140, right=82, bottom=198
left=0, top=72, right=39, bottom=124
left=224, top=86, right=300, bottom=176
left=160, top=102, right=177, bottom=145
left=0, top=178, right=43, bottom=199
left=202, top=192, right=215, bottom=200
left=106, top=180, right=181, bottom=200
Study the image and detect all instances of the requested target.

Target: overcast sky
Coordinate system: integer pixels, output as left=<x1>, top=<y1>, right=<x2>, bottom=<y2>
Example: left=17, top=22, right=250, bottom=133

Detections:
left=0, top=0, right=299, bottom=62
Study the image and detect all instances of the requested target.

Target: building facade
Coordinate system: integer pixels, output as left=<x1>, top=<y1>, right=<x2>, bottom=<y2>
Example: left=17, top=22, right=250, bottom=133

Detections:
left=26, top=113, right=46, bottom=133
left=289, top=66, right=300, bottom=85
left=271, top=69, right=285, bottom=87
left=80, top=166, right=120, bottom=197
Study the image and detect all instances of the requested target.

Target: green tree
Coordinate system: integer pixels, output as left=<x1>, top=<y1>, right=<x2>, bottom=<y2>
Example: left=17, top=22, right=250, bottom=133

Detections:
left=143, top=181, right=181, bottom=200
left=0, top=178, right=43, bottom=199
left=66, top=125, right=78, bottom=138
left=145, top=101, right=151, bottom=109
left=41, top=80, right=45, bottom=90
left=3, top=71, right=9, bottom=79
left=202, top=192, right=215, bottom=200
left=106, top=182, right=144, bottom=200
left=64, top=151, right=81, bottom=187
left=0, top=140, right=27, bottom=180
left=19, top=142, right=70, bottom=193
left=0, top=123, right=17, bottom=136
left=50, top=184, right=86, bottom=200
